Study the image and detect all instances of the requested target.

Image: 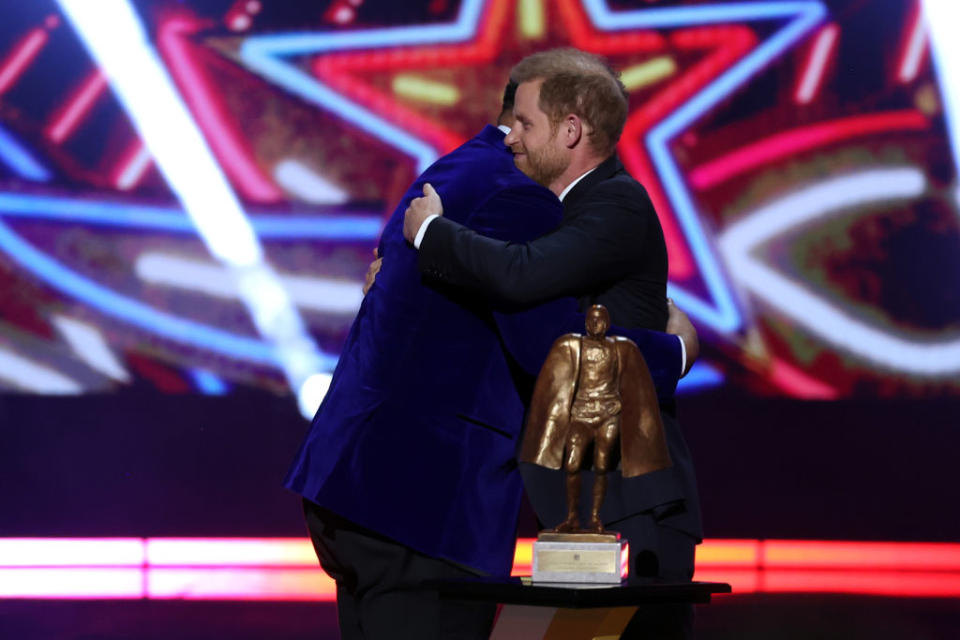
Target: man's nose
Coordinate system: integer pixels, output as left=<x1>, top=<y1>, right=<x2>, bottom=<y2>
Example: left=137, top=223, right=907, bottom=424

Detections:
left=504, top=128, right=518, bottom=146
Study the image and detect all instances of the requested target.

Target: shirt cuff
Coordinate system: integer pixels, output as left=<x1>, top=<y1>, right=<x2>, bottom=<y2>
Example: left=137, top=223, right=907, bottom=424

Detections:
left=413, top=214, right=440, bottom=249
left=678, top=335, right=687, bottom=378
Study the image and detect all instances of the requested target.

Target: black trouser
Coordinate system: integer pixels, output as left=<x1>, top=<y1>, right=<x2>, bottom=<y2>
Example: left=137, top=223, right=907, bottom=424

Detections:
left=303, top=499, right=496, bottom=640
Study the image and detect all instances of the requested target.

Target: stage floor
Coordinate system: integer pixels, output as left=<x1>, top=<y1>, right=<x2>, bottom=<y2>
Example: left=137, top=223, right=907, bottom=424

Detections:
left=2, top=594, right=958, bottom=639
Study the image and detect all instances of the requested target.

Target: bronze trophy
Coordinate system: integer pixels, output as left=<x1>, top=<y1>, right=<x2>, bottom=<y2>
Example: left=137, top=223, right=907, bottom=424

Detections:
left=521, top=305, right=672, bottom=583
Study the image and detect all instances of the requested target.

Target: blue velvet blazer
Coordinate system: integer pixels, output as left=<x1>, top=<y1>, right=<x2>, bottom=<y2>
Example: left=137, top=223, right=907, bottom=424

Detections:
left=284, top=126, right=681, bottom=575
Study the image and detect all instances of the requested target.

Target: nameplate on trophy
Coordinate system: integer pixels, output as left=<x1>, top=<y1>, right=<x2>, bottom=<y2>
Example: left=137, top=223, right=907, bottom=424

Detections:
left=532, top=532, right=628, bottom=584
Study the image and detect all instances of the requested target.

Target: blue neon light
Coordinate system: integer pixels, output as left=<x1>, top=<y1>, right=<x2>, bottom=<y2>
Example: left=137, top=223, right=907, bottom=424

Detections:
left=0, top=218, right=339, bottom=371
left=0, top=125, right=53, bottom=182
left=676, top=361, right=724, bottom=394
left=0, top=192, right=381, bottom=240
left=190, top=368, right=229, bottom=395
left=583, top=0, right=819, bottom=29
left=239, top=0, right=486, bottom=173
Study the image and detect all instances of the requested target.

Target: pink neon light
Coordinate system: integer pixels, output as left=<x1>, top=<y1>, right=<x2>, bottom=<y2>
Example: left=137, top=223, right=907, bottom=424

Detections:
left=0, top=568, right=143, bottom=599
left=794, top=24, right=838, bottom=105
left=767, top=358, right=839, bottom=400
left=898, top=3, right=928, bottom=84
left=689, top=111, right=930, bottom=190
left=0, top=28, right=48, bottom=96
left=763, top=540, right=960, bottom=571
left=113, top=141, right=153, bottom=190
left=157, top=16, right=283, bottom=202
left=47, top=70, right=108, bottom=143
left=146, top=537, right=316, bottom=567
left=0, top=537, right=144, bottom=567
left=148, top=568, right=334, bottom=600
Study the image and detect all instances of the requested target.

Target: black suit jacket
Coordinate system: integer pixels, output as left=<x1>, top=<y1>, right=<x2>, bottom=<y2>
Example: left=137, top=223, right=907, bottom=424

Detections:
left=419, top=154, right=702, bottom=541
left=419, top=154, right=668, bottom=331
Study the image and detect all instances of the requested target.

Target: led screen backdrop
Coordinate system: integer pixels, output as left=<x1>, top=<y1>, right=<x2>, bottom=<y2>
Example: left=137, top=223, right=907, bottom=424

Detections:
left=0, top=0, right=957, bottom=413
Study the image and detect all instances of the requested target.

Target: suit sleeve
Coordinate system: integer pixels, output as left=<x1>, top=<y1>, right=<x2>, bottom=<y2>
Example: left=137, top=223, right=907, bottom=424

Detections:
left=458, top=186, right=681, bottom=399
left=419, top=182, right=653, bottom=305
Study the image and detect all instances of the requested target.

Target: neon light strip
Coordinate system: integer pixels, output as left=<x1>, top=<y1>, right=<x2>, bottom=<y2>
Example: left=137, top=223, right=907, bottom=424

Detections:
left=0, top=192, right=381, bottom=240
left=583, top=0, right=825, bottom=28
left=898, top=3, right=928, bottom=84
left=721, top=168, right=960, bottom=376
left=46, top=70, right=107, bottom=143
left=392, top=74, right=460, bottom=105
left=239, top=0, right=484, bottom=172
left=0, top=348, right=83, bottom=393
left=2, top=538, right=959, bottom=600
left=114, top=142, right=153, bottom=190
left=0, top=125, right=52, bottom=181
left=51, top=315, right=132, bottom=382
left=0, top=28, right=48, bottom=95
left=689, top=111, right=929, bottom=190
left=923, top=0, right=960, bottom=178
left=620, top=57, right=677, bottom=92
left=676, top=361, right=724, bottom=393
left=518, top=0, right=546, bottom=40
left=768, top=357, right=838, bottom=399
left=3, top=537, right=956, bottom=572
left=157, top=16, right=283, bottom=202
left=794, top=23, right=838, bottom=104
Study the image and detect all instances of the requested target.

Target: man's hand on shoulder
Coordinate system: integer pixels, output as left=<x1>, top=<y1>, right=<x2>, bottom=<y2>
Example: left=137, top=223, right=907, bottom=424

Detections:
left=666, top=298, right=699, bottom=376
left=403, top=183, right=444, bottom=245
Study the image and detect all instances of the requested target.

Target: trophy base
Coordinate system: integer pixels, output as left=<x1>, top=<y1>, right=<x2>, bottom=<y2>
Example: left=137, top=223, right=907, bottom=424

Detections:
left=532, top=532, right=628, bottom=585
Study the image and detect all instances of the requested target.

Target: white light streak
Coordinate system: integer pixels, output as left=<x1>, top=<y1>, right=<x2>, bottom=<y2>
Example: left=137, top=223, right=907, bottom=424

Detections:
left=115, top=144, right=152, bottom=190
left=898, top=13, right=928, bottom=83
left=720, top=168, right=960, bottom=376
left=298, top=372, right=333, bottom=419
left=135, top=253, right=363, bottom=315
left=923, top=0, right=960, bottom=179
left=57, top=0, right=328, bottom=416
left=273, top=159, right=348, bottom=204
left=795, top=24, right=838, bottom=104
left=51, top=315, right=131, bottom=382
left=0, top=348, right=84, bottom=393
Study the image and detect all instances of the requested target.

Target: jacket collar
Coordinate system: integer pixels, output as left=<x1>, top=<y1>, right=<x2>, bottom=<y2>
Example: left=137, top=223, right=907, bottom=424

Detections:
left=476, top=124, right=509, bottom=150
left=562, top=153, right=622, bottom=212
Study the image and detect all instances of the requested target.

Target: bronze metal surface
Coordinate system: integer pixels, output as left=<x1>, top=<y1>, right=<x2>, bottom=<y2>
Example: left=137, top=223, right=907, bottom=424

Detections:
left=520, top=305, right=672, bottom=534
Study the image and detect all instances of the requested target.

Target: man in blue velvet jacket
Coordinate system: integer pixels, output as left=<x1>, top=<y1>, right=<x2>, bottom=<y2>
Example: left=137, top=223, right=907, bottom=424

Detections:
left=284, top=94, right=689, bottom=640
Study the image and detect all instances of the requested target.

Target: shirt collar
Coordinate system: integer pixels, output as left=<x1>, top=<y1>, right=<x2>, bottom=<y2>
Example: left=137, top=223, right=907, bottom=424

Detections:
left=497, top=124, right=511, bottom=135
left=558, top=167, right=597, bottom=202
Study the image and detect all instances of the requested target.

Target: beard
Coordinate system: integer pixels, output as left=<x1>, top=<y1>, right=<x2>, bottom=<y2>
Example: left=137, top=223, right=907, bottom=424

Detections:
left=513, top=141, right=567, bottom=187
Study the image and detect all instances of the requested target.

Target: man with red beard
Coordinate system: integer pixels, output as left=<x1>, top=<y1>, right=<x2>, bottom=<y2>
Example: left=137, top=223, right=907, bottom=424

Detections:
left=405, top=49, right=702, bottom=601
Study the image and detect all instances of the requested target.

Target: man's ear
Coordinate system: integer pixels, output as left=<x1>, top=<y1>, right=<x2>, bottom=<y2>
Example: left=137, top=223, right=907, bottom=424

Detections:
left=563, top=114, right=585, bottom=149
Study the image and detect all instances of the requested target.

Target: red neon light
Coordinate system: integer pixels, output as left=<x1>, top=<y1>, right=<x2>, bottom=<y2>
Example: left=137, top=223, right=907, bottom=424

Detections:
left=0, top=28, right=49, bottom=96
left=794, top=23, right=838, bottom=105
left=157, top=15, right=283, bottom=202
left=689, top=110, right=930, bottom=190
left=767, top=358, right=839, bottom=400
left=46, top=70, right=108, bottom=143
left=897, top=2, right=928, bottom=84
